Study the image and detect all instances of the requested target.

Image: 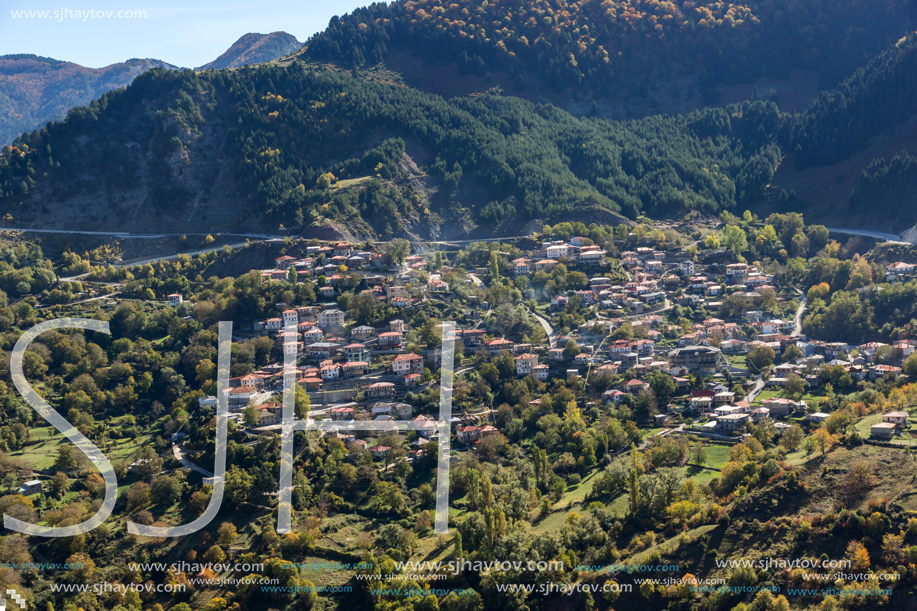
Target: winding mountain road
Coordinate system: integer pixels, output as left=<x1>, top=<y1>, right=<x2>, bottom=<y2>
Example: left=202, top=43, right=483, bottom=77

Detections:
left=527, top=308, right=556, bottom=347
left=116, top=241, right=272, bottom=268
left=172, top=442, right=213, bottom=477
left=742, top=291, right=807, bottom=403
left=791, top=292, right=808, bottom=338
left=824, top=227, right=906, bottom=243
left=0, top=226, right=288, bottom=240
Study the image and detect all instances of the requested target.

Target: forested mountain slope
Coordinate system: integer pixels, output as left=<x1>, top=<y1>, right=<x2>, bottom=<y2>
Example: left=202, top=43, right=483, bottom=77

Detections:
left=766, top=34, right=917, bottom=231
left=0, top=63, right=785, bottom=237
left=302, top=0, right=916, bottom=105
left=1, top=10, right=917, bottom=238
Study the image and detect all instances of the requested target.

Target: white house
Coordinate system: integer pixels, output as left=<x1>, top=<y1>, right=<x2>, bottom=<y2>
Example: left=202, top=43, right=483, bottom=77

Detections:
left=603, top=389, right=628, bottom=403
left=318, top=309, right=345, bottom=329
left=750, top=408, right=770, bottom=423
left=515, top=353, right=538, bottom=376
left=871, top=422, right=897, bottom=439
left=226, top=386, right=258, bottom=409
left=717, top=413, right=750, bottom=432
left=883, top=411, right=909, bottom=426
left=19, top=480, right=42, bottom=495
left=887, top=262, right=917, bottom=279
left=282, top=309, right=299, bottom=327
left=578, top=248, right=606, bottom=265
left=805, top=412, right=830, bottom=423
left=198, top=396, right=218, bottom=410
left=512, top=259, right=532, bottom=275
left=546, top=244, right=570, bottom=259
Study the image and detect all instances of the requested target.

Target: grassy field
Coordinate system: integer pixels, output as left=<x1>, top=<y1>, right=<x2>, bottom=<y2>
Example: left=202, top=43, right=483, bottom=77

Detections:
left=532, top=509, right=579, bottom=534
left=334, top=176, right=373, bottom=189
left=297, top=554, right=359, bottom=587
left=897, top=493, right=917, bottom=513
left=315, top=513, right=376, bottom=553
left=556, top=469, right=600, bottom=510
left=754, top=389, right=781, bottom=404
left=9, top=425, right=155, bottom=470
left=783, top=447, right=813, bottom=466
left=531, top=467, right=614, bottom=533
left=685, top=466, right=720, bottom=486
left=608, top=493, right=629, bottom=514
left=631, top=523, right=718, bottom=564
left=9, top=428, right=65, bottom=470
left=700, top=443, right=732, bottom=469
left=854, top=413, right=883, bottom=439
left=802, top=444, right=917, bottom=513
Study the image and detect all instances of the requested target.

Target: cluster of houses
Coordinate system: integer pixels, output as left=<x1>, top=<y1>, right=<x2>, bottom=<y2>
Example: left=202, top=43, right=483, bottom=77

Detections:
left=511, top=237, right=608, bottom=274
left=202, top=236, right=917, bottom=452
left=529, top=241, right=782, bottom=317
left=262, top=242, right=391, bottom=280
left=683, top=394, right=810, bottom=434
left=257, top=250, right=426, bottom=308
left=325, top=409, right=497, bottom=463
left=549, top=275, right=665, bottom=311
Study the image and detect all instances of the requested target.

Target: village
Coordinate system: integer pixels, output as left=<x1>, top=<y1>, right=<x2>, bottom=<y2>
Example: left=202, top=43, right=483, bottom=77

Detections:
left=177, top=229, right=917, bottom=473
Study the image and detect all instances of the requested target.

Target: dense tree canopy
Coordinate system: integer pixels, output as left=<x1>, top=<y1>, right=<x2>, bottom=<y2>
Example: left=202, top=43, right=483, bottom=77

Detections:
left=304, top=0, right=914, bottom=94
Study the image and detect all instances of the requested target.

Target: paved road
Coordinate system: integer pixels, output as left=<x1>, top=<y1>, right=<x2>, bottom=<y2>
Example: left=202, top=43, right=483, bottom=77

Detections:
left=36, top=291, right=121, bottom=309
left=172, top=442, right=213, bottom=477
left=612, top=424, right=685, bottom=456
left=0, top=225, right=287, bottom=270
left=423, top=236, right=532, bottom=246
left=824, top=226, right=904, bottom=243
left=0, top=226, right=287, bottom=241
left=627, top=298, right=671, bottom=320
left=116, top=241, right=275, bottom=268
left=791, top=292, right=807, bottom=338
left=744, top=377, right=766, bottom=403
left=60, top=273, right=91, bottom=282
left=740, top=290, right=807, bottom=405
left=526, top=307, right=556, bottom=347
left=595, top=298, right=672, bottom=322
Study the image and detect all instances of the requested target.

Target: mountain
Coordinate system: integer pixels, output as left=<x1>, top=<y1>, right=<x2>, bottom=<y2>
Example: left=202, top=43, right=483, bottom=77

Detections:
left=0, top=64, right=785, bottom=238
left=0, top=55, right=179, bottom=146
left=765, top=34, right=917, bottom=231
left=0, top=32, right=301, bottom=148
left=1, top=5, right=917, bottom=239
left=300, top=0, right=917, bottom=116
left=196, top=32, right=302, bottom=71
